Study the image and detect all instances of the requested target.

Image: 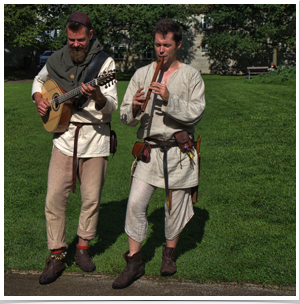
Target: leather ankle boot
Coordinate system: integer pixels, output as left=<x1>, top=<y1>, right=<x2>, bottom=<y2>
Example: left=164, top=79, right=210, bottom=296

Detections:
left=39, top=251, right=67, bottom=285
left=112, top=250, right=145, bottom=289
left=75, top=247, right=96, bottom=272
left=160, top=245, right=177, bottom=276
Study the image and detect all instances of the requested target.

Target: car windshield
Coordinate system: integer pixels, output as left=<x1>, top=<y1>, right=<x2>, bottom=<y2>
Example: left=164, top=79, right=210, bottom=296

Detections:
left=43, top=51, right=53, bottom=56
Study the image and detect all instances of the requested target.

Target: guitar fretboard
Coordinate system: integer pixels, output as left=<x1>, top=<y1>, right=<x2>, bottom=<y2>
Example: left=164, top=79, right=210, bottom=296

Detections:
left=51, top=72, right=116, bottom=105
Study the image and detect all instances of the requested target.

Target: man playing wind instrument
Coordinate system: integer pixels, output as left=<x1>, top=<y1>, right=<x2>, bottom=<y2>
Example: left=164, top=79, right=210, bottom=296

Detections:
left=113, top=19, right=206, bottom=289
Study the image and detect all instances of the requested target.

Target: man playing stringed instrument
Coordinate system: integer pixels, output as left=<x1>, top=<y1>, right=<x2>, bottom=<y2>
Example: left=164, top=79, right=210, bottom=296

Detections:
left=113, top=19, right=206, bottom=289
left=31, top=12, right=118, bottom=285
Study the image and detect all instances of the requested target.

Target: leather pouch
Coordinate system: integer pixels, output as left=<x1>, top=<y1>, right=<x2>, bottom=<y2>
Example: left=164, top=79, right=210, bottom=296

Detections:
left=132, top=142, right=151, bottom=163
left=174, top=130, right=194, bottom=153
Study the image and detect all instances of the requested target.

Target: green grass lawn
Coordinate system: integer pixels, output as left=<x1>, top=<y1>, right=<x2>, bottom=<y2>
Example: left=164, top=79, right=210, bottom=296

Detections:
left=4, top=74, right=296, bottom=286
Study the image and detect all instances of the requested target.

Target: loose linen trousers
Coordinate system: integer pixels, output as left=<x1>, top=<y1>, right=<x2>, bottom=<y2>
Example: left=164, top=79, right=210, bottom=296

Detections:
left=45, top=146, right=107, bottom=250
left=125, top=177, right=194, bottom=243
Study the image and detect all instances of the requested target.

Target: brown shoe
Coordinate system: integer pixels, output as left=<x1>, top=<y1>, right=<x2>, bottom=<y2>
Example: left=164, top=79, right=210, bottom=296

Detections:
left=75, top=247, right=96, bottom=272
left=112, top=251, right=145, bottom=289
left=39, top=251, right=67, bottom=285
left=160, top=245, right=177, bottom=276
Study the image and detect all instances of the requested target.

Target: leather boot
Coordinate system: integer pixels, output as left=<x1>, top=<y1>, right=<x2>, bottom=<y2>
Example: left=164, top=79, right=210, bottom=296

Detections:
left=112, top=250, right=145, bottom=289
left=75, top=247, right=96, bottom=272
left=39, top=251, right=67, bottom=285
left=160, top=245, right=177, bottom=276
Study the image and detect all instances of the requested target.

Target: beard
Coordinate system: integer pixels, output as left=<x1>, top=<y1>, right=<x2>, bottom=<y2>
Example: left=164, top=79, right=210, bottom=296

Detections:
left=68, top=43, right=90, bottom=63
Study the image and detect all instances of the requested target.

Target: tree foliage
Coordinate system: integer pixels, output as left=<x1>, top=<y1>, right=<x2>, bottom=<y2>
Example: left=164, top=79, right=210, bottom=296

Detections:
left=4, top=4, right=206, bottom=69
left=202, top=4, right=296, bottom=73
left=5, top=4, right=42, bottom=49
left=4, top=4, right=69, bottom=50
left=56, top=4, right=204, bottom=56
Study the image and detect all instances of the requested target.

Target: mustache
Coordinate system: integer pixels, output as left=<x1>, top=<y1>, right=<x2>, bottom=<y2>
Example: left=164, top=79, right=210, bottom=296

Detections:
left=71, top=45, right=83, bottom=50
left=68, top=45, right=88, bottom=62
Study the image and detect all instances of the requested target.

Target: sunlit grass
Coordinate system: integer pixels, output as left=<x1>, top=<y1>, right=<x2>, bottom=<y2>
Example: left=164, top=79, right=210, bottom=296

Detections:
left=4, top=75, right=296, bottom=286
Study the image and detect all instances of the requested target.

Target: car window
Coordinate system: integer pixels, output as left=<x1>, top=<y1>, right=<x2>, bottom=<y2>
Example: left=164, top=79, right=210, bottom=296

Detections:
left=43, top=51, right=52, bottom=56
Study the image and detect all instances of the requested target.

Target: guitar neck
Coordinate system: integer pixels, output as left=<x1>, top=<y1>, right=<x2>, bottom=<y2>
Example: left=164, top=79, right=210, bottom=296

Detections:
left=52, top=72, right=116, bottom=105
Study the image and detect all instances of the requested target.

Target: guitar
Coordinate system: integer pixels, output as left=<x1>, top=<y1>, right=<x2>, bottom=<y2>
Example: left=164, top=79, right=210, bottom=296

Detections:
left=41, top=70, right=117, bottom=133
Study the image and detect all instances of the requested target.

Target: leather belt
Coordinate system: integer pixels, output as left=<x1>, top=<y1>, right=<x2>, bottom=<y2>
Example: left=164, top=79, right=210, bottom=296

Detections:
left=145, top=138, right=178, bottom=214
left=145, top=137, right=177, bottom=148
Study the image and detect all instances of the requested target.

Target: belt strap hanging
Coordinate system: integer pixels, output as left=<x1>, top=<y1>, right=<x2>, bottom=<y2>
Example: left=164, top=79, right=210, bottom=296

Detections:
left=72, top=123, right=84, bottom=193
left=161, top=146, right=172, bottom=215
left=145, top=138, right=177, bottom=214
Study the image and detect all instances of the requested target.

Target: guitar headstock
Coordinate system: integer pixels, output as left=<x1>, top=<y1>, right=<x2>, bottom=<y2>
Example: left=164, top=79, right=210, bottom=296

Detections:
left=95, top=70, right=117, bottom=88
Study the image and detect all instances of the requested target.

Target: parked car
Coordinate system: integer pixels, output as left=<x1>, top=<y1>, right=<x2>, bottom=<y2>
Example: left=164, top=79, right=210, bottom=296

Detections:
left=39, top=50, right=56, bottom=67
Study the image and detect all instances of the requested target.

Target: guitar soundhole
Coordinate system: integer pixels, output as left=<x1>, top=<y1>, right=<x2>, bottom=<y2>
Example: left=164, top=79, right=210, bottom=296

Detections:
left=52, top=93, right=60, bottom=111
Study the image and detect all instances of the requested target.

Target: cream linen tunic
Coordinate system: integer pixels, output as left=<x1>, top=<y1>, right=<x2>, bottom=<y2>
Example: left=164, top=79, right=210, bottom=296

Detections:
left=120, top=62, right=205, bottom=189
left=32, top=57, right=118, bottom=157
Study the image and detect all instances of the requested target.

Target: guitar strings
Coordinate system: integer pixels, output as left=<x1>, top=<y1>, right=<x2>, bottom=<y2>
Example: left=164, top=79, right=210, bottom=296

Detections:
left=50, top=72, right=115, bottom=106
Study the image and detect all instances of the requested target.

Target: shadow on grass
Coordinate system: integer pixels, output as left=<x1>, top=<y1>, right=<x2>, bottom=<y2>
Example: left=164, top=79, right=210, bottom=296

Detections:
left=64, top=199, right=209, bottom=267
left=64, top=199, right=128, bottom=267
left=142, top=206, right=209, bottom=263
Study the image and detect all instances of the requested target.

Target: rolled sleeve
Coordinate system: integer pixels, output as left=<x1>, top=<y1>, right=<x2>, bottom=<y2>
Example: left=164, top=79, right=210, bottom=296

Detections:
left=120, top=72, right=143, bottom=127
left=31, top=65, right=50, bottom=102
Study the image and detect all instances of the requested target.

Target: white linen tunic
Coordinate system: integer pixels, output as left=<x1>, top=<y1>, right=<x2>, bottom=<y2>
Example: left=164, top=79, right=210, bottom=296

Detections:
left=32, top=57, right=118, bottom=158
left=120, top=62, right=205, bottom=189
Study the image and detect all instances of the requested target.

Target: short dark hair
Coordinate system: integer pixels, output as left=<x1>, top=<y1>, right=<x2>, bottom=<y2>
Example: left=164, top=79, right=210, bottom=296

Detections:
left=66, top=21, right=90, bottom=36
left=152, top=19, right=182, bottom=45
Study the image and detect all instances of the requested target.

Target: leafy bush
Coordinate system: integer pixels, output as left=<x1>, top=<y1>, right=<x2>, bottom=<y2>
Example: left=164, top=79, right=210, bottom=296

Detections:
left=248, top=65, right=296, bottom=86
